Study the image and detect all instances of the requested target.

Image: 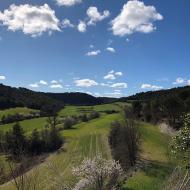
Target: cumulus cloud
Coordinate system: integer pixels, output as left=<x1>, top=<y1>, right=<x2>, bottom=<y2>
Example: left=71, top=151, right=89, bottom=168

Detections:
left=56, top=0, right=82, bottom=7
left=103, top=70, right=123, bottom=80
left=51, top=80, right=58, bottom=84
left=0, top=4, right=60, bottom=37
left=115, top=72, right=123, bottom=76
left=39, top=80, right=48, bottom=85
left=111, top=83, right=127, bottom=88
left=74, top=79, right=98, bottom=87
left=61, top=19, right=74, bottom=28
left=104, top=74, right=116, bottom=80
left=86, top=50, right=101, bottom=56
left=0, top=75, right=6, bottom=80
left=106, top=47, right=115, bottom=53
left=77, top=20, right=86, bottom=32
left=141, top=84, right=163, bottom=90
left=188, top=80, right=190, bottom=86
left=50, top=84, right=63, bottom=89
left=29, top=83, right=39, bottom=88
left=86, top=6, right=110, bottom=25
left=173, top=77, right=185, bottom=85
left=110, top=0, right=163, bottom=36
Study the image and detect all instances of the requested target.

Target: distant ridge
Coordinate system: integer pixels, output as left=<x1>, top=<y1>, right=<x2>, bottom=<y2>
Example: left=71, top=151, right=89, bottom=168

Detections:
left=0, top=84, right=115, bottom=109
left=118, top=86, right=190, bottom=102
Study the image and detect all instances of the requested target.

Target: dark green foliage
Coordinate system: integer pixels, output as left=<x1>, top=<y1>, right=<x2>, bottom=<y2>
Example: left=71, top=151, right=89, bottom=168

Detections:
left=79, top=114, right=89, bottom=122
left=0, top=84, right=63, bottom=110
left=5, top=123, right=27, bottom=159
left=132, top=101, right=142, bottom=118
left=46, top=92, right=104, bottom=105
left=0, top=113, right=40, bottom=124
left=109, top=120, right=140, bottom=170
left=2, top=119, right=63, bottom=159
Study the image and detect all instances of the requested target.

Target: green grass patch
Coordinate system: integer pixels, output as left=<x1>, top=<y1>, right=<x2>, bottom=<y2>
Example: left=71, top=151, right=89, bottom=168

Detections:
left=0, top=117, right=47, bottom=134
left=123, top=122, right=174, bottom=190
left=0, top=107, right=39, bottom=119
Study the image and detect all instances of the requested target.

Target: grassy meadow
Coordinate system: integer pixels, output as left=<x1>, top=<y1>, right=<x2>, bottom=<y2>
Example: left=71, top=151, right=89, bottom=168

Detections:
left=0, top=103, right=174, bottom=190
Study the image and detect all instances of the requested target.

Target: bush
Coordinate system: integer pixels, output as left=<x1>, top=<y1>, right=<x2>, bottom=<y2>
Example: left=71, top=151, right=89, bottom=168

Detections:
left=79, top=114, right=89, bottom=122
left=63, top=117, right=77, bottom=129
left=88, top=111, right=100, bottom=120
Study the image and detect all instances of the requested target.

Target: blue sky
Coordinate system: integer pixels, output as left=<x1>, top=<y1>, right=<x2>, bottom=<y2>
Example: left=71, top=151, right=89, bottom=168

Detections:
left=0, top=0, right=190, bottom=97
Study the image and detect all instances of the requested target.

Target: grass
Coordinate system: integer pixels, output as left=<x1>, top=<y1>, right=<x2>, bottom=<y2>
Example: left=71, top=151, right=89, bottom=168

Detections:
left=0, top=112, right=124, bottom=190
left=58, top=103, right=121, bottom=117
left=123, top=122, right=174, bottom=190
left=0, top=117, right=47, bottom=134
left=0, top=104, right=174, bottom=190
left=0, top=107, right=39, bottom=119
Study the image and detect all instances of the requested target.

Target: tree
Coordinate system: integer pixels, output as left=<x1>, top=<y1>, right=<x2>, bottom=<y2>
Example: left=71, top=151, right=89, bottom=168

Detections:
left=109, top=120, right=140, bottom=170
left=5, top=123, right=27, bottom=159
left=72, top=154, right=123, bottom=190
left=28, top=129, right=42, bottom=155
left=142, top=102, right=152, bottom=122
left=171, top=114, right=190, bottom=167
left=132, top=101, right=142, bottom=119
left=163, top=96, right=186, bottom=128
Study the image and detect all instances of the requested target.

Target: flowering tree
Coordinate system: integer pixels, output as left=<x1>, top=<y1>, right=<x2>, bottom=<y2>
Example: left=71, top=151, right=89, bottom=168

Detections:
left=171, top=114, right=190, bottom=167
left=166, top=114, right=190, bottom=190
left=72, top=154, right=123, bottom=190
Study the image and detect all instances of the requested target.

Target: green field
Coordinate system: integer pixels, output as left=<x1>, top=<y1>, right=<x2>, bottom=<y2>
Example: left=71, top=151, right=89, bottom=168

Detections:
left=0, top=107, right=39, bottom=119
left=58, top=103, right=122, bottom=117
left=123, top=122, right=174, bottom=190
left=0, top=104, right=174, bottom=190
left=0, top=117, right=47, bottom=133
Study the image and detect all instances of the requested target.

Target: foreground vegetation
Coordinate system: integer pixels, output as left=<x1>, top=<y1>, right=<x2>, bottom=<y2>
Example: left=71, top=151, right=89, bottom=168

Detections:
left=0, top=101, right=189, bottom=190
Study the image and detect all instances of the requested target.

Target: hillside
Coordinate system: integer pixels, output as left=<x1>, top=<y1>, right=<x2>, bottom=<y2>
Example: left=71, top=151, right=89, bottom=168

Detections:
left=119, top=86, right=190, bottom=102
left=0, top=84, right=111, bottom=110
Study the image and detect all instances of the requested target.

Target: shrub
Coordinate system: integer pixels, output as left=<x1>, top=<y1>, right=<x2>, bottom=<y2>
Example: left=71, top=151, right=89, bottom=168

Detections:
left=88, top=111, right=100, bottom=120
left=64, top=117, right=77, bottom=129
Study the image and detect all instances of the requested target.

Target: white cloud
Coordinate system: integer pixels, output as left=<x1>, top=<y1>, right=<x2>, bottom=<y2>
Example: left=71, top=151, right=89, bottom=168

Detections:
left=141, top=83, right=163, bottom=90
left=115, top=72, right=123, bottom=76
left=56, top=0, right=82, bottom=7
left=173, top=77, right=185, bottom=85
left=0, top=75, right=6, bottom=80
left=51, top=80, right=58, bottom=84
left=111, top=82, right=127, bottom=88
left=103, top=70, right=123, bottom=80
left=111, top=0, right=163, bottom=36
left=0, top=4, right=60, bottom=37
left=86, top=6, right=110, bottom=25
left=90, top=44, right=94, bottom=48
left=104, top=91, right=123, bottom=98
left=29, top=83, right=39, bottom=88
left=39, top=80, right=48, bottom=85
left=104, top=74, right=116, bottom=80
left=187, top=80, right=190, bottom=86
left=61, top=19, right=74, bottom=28
left=50, top=84, right=63, bottom=89
left=77, top=20, right=86, bottom=32
left=86, top=50, right=101, bottom=56
left=74, top=79, right=98, bottom=87
left=106, top=47, right=115, bottom=53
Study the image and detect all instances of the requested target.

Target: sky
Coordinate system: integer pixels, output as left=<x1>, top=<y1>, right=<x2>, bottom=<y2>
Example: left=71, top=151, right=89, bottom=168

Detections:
left=0, top=0, right=190, bottom=97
